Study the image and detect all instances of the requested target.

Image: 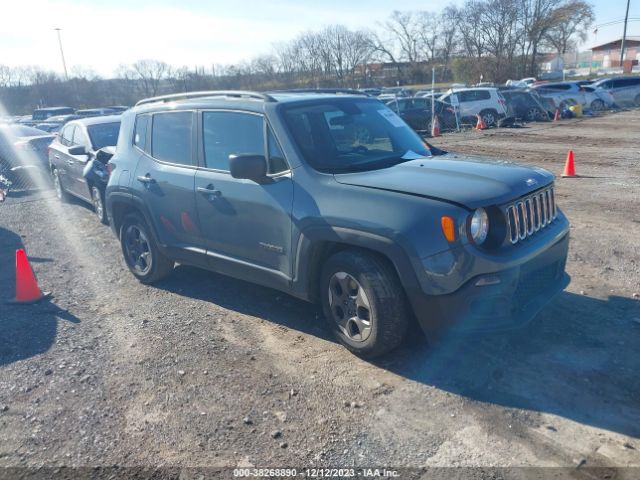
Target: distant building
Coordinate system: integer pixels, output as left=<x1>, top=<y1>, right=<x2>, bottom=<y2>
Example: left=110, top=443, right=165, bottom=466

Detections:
left=590, top=37, right=640, bottom=70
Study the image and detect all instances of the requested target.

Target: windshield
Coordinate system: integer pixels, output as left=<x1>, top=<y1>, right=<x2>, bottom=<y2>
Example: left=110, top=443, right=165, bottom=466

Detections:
left=87, top=122, right=120, bottom=150
left=282, top=99, right=435, bottom=173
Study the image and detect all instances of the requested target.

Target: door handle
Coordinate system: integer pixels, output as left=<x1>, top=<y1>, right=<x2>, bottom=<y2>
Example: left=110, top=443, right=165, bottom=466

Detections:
left=66, top=159, right=74, bottom=166
left=197, top=185, right=222, bottom=198
left=54, top=154, right=60, bottom=159
left=136, top=174, right=156, bottom=184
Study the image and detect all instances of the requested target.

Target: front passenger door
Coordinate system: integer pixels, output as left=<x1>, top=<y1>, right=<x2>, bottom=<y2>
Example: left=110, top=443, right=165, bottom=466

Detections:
left=194, top=110, right=294, bottom=288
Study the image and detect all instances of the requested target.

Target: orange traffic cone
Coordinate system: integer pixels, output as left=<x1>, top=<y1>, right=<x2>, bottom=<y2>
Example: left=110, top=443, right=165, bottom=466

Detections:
left=553, top=108, right=561, bottom=122
left=562, top=150, right=577, bottom=177
left=474, top=114, right=487, bottom=130
left=10, top=249, right=50, bottom=303
left=431, top=116, right=441, bottom=137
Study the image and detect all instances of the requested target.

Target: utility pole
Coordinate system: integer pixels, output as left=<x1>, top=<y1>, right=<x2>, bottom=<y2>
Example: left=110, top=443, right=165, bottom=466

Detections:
left=54, top=28, right=69, bottom=80
left=619, top=0, right=631, bottom=68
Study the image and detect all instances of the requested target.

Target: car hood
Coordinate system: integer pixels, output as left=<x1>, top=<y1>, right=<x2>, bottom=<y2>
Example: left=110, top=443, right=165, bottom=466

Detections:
left=333, top=153, right=554, bottom=209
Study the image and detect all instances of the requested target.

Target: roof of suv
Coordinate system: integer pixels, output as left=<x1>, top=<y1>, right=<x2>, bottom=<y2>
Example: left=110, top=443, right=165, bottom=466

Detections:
left=132, top=90, right=372, bottom=113
left=446, top=87, right=500, bottom=92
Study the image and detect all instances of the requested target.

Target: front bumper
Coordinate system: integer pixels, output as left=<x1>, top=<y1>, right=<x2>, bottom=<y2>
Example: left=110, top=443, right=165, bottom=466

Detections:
left=408, top=231, right=570, bottom=335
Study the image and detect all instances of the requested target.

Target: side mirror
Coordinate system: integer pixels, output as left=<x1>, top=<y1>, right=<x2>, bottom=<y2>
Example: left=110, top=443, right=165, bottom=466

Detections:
left=229, top=154, right=268, bottom=183
left=68, top=145, right=87, bottom=156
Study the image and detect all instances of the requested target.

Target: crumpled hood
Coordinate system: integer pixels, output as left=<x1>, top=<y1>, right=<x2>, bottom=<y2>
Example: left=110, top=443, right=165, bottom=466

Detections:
left=334, top=153, right=555, bottom=209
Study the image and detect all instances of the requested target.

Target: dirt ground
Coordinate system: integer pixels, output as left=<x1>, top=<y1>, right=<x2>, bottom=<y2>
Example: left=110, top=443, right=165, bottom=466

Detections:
left=0, top=109, right=639, bottom=479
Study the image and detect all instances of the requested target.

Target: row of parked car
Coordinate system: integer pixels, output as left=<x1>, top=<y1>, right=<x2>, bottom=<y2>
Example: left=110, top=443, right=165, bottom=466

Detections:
left=0, top=108, right=122, bottom=200
left=16, top=105, right=129, bottom=134
left=364, top=75, right=640, bottom=133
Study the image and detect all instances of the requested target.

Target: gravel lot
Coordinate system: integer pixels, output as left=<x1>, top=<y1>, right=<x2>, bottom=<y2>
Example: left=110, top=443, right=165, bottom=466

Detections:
left=0, top=109, right=639, bottom=478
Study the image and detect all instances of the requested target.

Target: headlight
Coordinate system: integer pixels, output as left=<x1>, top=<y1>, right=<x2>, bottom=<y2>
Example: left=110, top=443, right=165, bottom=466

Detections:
left=470, top=208, right=489, bottom=244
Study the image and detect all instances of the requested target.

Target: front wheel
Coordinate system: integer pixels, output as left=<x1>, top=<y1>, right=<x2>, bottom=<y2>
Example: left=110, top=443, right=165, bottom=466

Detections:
left=480, top=109, right=498, bottom=127
left=120, top=213, right=174, bottom=284
left=591, top=99, right=605, bottom=112
left=320, top=250, right=409, bottom=358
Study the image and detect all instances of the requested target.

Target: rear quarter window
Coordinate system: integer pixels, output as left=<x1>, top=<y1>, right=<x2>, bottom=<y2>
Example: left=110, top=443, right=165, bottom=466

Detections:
left=133, top=114, right=150, bottom=152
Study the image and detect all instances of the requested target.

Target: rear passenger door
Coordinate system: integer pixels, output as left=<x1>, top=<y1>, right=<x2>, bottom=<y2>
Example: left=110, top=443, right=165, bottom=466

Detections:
left=67, top=126, right=93, bottom=200
left=132, top=111, right=203, bottom=259
left=194, top=110, right=294, bottom=288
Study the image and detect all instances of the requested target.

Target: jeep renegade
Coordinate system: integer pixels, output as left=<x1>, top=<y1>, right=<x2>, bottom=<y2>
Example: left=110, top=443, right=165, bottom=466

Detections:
left=105, top=90, right=570, bottom=357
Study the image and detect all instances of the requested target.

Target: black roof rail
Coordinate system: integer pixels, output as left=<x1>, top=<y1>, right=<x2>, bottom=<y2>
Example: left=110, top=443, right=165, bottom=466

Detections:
left=268, top=88, right=369, bottom=96
left=135, top=90, right=277, bottom=107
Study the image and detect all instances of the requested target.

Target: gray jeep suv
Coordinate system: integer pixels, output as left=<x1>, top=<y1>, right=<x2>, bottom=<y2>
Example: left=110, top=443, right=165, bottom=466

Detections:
left=105, top=90, right=570, bottom=357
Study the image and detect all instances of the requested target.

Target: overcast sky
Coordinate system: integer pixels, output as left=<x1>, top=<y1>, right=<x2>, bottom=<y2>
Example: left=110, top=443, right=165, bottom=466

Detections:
left=1, top=0, right=638, bottom=77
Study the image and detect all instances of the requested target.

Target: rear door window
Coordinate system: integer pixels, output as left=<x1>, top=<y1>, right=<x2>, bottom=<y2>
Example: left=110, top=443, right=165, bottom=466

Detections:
left=151, top=111, right=193, bottom=165
left=202, top=111, right=264, bottom=171
left=72, top=128, right=90, bottom=149
left=475, top=90, right=491, bottom=100
left=458, top=91, right=474, bottom=102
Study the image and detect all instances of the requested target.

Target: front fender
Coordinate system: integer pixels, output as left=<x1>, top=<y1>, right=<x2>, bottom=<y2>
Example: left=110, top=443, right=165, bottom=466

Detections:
left=290, top=224, right=424, bottom=302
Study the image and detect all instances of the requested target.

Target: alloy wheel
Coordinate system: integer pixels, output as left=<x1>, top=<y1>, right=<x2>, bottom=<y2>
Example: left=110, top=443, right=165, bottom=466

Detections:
left=124, top=224, right=153, bottom=275
left=53, top=171, right=62, bottom=199
left=328, top=272, right=372, bottom=342
left=482, top=112, right=496, bottom=126
left=525, top=107, right=540, bottom=121
left=92, top=186, right=103, bottom=220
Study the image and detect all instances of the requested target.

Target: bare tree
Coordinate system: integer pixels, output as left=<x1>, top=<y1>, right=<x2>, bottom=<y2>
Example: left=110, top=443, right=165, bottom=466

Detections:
left=439, top=7, right=460, bottom=67
left=520, top=0, right=565, bottom=75
left=130, top=59, right=171, bottom=97
left=544, top=0, right=594, bottom=54
left=70, top=65, right=100, bottom=81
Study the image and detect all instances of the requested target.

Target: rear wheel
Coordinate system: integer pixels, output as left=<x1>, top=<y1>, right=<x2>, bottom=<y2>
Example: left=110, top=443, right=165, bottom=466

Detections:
left=52, top=168, right=69, bottom=202
left=91, top=185, right=108, bottom=224
left=320, top=250, right=409, bottom=358
left=120, top=213, right=173, bottom=284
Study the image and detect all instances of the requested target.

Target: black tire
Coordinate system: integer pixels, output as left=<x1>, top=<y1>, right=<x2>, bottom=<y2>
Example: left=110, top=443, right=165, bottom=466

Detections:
left=120, top=213, right=173, bottom=284
left=525, top=107, right=543, bottom=122
left=320, top=249, right=409, bottom=358
left=91, top=185, right=108, bottom=225
left=479, top=109, right=498, bottom=127
left=635, top=94, right=640, bottom=107
left=591, top=99, right=605, bottom=112
left=52, top=168, right=69, bottom=202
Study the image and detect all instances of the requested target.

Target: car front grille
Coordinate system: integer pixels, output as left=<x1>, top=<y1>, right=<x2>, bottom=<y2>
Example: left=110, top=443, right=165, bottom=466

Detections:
left=506, top=185, right=557, bottom=244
